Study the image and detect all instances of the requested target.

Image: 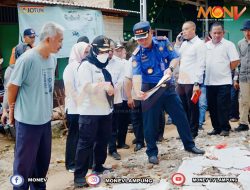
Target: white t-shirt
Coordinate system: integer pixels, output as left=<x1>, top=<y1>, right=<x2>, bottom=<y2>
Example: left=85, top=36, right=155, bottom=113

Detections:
left=124, top=58, right=140, bottom=100
left=106, top=55, right=124, bottom=104
left=63, top=62, right=80, bottom=114
left=205, top=38, right=239, bottom=85
left=174, top=36, right=206, bottom=84
left=77, top=61, right=113, bottom=115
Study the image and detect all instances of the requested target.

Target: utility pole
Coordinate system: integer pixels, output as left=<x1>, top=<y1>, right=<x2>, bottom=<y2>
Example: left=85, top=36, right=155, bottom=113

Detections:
left=140, top=0, right=147, bottom=21
left=205, top=0, right=208, bottom=36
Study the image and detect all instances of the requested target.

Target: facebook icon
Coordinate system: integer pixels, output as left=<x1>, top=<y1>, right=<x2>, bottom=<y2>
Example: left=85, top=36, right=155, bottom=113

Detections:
left=10, top=175, right=24, bottom=187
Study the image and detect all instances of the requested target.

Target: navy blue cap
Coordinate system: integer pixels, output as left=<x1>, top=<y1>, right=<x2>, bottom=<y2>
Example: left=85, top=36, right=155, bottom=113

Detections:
left=241, top=19, right=250, bottom=31
left=92, top=35, right=112, bottom=52
left=23, top=28, right=36, bottom=37
left=133, top=21, right=150, bottom=40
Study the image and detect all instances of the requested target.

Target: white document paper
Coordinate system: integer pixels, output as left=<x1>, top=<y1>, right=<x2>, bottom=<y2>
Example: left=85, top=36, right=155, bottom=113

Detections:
left=143, top=75, right=171, bottom=100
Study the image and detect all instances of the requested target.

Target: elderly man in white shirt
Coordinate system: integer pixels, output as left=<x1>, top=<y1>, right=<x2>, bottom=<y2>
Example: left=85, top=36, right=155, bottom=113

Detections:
left=205, top=22, right=240, bottom=137
left=174, top=21, right=206, bottom=138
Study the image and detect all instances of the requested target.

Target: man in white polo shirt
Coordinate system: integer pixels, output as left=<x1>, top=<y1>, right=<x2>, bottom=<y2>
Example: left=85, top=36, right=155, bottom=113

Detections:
left=174, top=21, right=206, bottom=138
left=205, top=22, right=240, bottom=136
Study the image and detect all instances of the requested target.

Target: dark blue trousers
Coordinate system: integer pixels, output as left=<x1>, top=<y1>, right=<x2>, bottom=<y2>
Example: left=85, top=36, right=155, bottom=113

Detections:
left=65, top=114, right=79, bottom=170
left=74, top=114, right=112, bottom=179
left=13, top=120, right=51, bottom=190
left=158, top=110, right=166, bottom=138
left=130, top=100, right=144, bottom=145
left=142, top=85, right=195, bottom=157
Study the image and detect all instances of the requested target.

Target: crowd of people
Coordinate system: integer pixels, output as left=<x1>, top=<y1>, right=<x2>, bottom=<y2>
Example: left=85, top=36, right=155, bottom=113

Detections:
left=0, top=18, right=249, bottom=189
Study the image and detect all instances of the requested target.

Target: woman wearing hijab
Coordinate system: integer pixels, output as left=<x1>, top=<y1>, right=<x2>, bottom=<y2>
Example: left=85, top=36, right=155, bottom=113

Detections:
left=74, top=36, right=114, bottom=188
left=63, top=41, right=90, bottom=172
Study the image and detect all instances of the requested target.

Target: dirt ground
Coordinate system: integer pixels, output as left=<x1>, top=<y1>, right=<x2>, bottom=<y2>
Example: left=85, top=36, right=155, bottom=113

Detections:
left=0, top=113, right=249, bottom=190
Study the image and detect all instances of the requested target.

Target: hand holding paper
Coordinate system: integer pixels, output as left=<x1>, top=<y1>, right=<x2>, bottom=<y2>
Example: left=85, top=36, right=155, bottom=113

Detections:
left=142, top=74, right=172, bottom=100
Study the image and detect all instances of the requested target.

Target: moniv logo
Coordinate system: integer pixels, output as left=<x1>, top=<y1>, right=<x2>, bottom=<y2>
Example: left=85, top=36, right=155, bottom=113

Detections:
left=197, top=6, right=246, bottom=20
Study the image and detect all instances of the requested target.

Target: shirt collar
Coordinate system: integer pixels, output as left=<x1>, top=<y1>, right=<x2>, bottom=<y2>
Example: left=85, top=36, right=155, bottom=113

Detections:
left=244, top=37, right=250, bottom=44
left=220, top=38, right=226, bottom=44
left=188, top=35, right=198, bottom=43
left=209, top=38, right=225, bottom=46
left=112, top=55, right=122, bottom=61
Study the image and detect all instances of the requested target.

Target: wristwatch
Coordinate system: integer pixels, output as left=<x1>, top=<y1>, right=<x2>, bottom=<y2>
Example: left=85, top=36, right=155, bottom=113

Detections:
left=169, top=65, right=174, bottom=72
left=194, top=82, right=199, bottom=86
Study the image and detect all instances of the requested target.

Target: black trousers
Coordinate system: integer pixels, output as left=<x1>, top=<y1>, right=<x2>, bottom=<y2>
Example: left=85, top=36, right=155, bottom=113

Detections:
left=108, top=103, right=122, bottom=153
left=117, top=101, right=130, bottom=146
left=65, top=114, right=79, bottom=170
left=176, top=84, right=199, bottom=135
left=206, top=85, right=231, bottom=132
left=130, top=100, right=144, bottom=145
left=74, top=114, right=112, bottom=179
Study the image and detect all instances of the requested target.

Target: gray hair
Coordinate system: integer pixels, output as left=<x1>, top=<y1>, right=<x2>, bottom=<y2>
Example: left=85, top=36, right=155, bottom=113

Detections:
left=39, top=22, right=64, bottom=41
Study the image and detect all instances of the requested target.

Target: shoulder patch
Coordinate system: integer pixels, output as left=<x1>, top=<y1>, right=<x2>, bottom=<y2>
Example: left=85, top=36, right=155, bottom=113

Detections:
left=132, top=60, right=137, bottom=67
left=157, top=36, right=167, bottom=41
left=167, top=44, right=174, bottom=51
left=132, top=47, right=140, bottom=56
left=159, top=46, right=164, bottom=51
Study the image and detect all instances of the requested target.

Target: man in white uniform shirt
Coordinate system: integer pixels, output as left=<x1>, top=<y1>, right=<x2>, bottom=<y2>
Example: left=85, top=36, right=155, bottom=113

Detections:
left=106, top=42, right=125, bottom=160
left=124, top=56, right=145, bottom=151
left=174, top=21, right=206, bottom=138
left=205, top=22, right=240, bottom=136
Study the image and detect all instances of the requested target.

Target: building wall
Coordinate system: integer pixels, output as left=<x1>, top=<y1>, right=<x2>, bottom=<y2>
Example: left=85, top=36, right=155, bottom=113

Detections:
left=68, top=0, right=112, bottom=8
left=103, top=15, right=124, bottom=41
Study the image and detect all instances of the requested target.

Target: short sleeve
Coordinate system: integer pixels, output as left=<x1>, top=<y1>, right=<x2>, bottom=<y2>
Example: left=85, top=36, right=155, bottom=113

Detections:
left=124, top=58, right=133, bottom=79
left=165, top=39, right=179, bottom=62
left=132, top=54, right=142, bottom=75
left=9, top=54, right=31, bottom=87
left=9, top=47, right=16, bottom=65
left=227, top=42, right=239, bottom=62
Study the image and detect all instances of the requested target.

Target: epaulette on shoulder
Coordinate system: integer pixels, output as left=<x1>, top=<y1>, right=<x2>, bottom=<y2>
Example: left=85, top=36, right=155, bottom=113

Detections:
left=132, top=47, right=140, bottom=56
left=156, top=36, right=167, bottom=41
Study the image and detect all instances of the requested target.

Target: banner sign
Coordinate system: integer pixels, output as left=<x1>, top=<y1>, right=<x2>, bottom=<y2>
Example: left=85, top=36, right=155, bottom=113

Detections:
left=18, top=3, right=104, bottom=58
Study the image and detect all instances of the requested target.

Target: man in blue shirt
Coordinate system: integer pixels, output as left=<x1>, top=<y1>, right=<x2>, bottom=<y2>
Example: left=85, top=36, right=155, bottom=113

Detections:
left=132, top=21, right=205, bottom=164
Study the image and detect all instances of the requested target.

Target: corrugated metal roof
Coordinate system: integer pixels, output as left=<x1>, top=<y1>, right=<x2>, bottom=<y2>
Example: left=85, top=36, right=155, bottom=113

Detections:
left=19, top=0, right=140, bottom=15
